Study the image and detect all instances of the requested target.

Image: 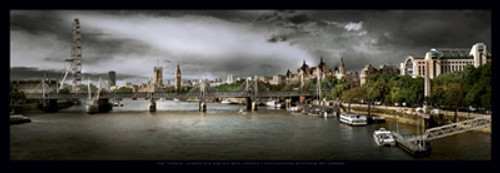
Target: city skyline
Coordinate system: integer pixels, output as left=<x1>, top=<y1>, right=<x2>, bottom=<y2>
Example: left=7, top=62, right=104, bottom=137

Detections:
left=10, top=10, right=491, bottom=86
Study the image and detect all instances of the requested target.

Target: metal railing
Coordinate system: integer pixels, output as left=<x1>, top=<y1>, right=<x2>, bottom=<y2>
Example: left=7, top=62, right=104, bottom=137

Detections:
left=397, top=116, right=491, bottom=143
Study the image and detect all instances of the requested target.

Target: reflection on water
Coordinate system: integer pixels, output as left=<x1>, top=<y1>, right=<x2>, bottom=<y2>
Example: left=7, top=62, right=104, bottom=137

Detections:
left=10, top=99, right=491, bottom=160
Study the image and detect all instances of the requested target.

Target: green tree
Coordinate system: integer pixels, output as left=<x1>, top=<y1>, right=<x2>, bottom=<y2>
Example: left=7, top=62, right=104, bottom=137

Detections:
left=341, top=87, right=367, bottom=103
left=330, top=78, right=350, bottom=100
left=10, top=85, right=26, bottom=105
left=464, top=63, right=491, bottom=110
left=58, top=88, right=70, bottom=94
left=114, top=87, right=133, bottom=93
left=443, top=79, right=466, bottom=122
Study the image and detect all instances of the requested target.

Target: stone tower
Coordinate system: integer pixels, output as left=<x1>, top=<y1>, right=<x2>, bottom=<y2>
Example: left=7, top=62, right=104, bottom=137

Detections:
left=153, top=63, right=163, bottom=87
left=336, top=57, right=346, bottom=80
left=175, top=64, right=181, bottom=91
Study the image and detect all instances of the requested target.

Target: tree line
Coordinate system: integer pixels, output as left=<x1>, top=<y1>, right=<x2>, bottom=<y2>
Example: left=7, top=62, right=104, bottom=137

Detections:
left=338, top=63, right=491, bottom=113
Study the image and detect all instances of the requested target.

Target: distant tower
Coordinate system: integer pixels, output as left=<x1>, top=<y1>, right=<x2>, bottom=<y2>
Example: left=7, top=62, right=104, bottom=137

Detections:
left=108, top=71, right=116, bottom=90
left=175, top=64, right=181, bottom=91
left=227, top=74, right=234, bottom=84
left=69, top=18, right=82, bottom=93
left=153, top=61, right=163, bottom=87
left=337, top=57, right=346, bottom=80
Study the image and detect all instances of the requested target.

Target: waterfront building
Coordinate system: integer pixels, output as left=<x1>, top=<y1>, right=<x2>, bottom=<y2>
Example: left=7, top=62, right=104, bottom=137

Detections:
left=360, top=64, right=376, bottom=86
left=336, top=57, right=346, bottom=80
left=283, top=57, right=359, bottom=88
left=227, top=74, right=234, bottom=84
left=175, top=64, right=181, bottom=91
left=153, top=64, right=163, bottom=87
left=400, top=43, right=491, bottom=79
left=351, top=72, right=360, bottom=88
left=108, top=71, right=116, bottom=90
left=270, top=75, right=286, bottom=85
left=259, top=76, right=273, bottom=84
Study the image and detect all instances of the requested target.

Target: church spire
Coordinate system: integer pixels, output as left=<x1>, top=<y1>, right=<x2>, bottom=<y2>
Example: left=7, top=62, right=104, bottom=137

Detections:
left=339, top=57, right=344, bottom=68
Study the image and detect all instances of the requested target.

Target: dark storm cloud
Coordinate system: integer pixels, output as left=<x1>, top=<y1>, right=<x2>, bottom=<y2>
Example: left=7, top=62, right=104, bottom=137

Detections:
left=11, top=10, right=491, bottom=83
left=10, top=11, right=69, bottom=38
left=253, top=10, right=491, bottom=71
left=362, top=10, right=491, bottom=50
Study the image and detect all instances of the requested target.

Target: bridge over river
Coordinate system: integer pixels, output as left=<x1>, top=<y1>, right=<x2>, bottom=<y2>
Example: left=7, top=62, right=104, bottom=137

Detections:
left=24, top=91, right=327, bottom=100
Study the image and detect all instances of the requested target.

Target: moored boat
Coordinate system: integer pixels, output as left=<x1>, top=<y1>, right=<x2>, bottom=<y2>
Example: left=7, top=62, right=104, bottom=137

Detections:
left=370, top=115, right=386, bottom=123
left=287, top=106, right=303, bottom=113
left=221, top=98, right=237, bottom=104
left=307, top=107, right=322, bottom=116
left=266, top=100, right=285, bottom=108
left=112, top=101, right=123, bottom=107
left=340, top=113, right=367, bottom=126
left=373, top=128, right=396, bottom=147
left=10, top=114, right=31, bottom=124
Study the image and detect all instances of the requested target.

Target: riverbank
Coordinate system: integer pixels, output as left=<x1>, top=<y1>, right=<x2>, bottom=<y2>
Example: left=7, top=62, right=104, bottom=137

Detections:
left=341, top=103, right=491, bottom=134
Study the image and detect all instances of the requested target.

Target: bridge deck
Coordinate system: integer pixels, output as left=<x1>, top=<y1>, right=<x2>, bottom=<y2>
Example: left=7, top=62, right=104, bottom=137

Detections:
left=24, top=91, right=320, bottom=99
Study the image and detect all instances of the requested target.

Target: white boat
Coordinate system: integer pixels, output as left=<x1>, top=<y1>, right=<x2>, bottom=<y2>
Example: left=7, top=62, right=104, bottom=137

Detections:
left=373, top=128, right=396, bottom=147
left=287, top=106, right=303, bottom=113
left=221, top=98, right=237, bottom=104
left=266, top=100, right=284, bottom=108
left=173, top=98, right=180, bottom=102
left=340, top=113, right=367, bottom=126
left=10, top=114, right=31, bottom=124
left=307, top=107, right=322, bottom=116
left=112, top=101, right=123, bottom=107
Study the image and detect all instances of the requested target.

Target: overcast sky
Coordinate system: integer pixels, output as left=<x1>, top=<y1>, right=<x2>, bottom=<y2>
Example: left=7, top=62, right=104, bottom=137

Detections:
left=10, top=10, right=491, bottom=86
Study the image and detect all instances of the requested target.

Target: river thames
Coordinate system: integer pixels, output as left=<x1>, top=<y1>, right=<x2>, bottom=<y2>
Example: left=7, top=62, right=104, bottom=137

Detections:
left=10, top=99, right=491, bottom=160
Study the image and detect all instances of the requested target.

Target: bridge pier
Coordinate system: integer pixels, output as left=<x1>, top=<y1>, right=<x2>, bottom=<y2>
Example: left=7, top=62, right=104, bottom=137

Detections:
left=199, top=101, right=207, bottom=112
left=46, top=99, right=59, bottom=112
left=251, top=101, right=258, bottom=111
left=149, top=98, right=156, bottom=112
left=285, top=99, right=291, bottom=108
left=245, top=97, right=252, bottom=110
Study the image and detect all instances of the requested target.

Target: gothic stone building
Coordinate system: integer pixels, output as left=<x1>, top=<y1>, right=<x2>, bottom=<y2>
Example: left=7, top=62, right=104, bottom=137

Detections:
left=284, top=57, right=360, bottom=88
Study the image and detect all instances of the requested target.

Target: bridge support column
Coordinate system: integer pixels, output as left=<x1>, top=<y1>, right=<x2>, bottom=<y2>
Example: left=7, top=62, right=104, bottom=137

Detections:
left=251, top=102, right=258, bottom=111
left=149, top=98, right=156, bottom=112
left=47, top=99, right=59, bottom=112
left=98, top=98, right=112, bottom=112
left=199, top=101, right=206, bottom=112
left=246, top=97, right=252, bottom=110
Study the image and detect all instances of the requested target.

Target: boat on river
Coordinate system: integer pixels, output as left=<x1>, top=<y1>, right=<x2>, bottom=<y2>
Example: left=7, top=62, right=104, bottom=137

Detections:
left=287, top=106, right=303, bottom=113
left=373, top=128, right=395, bottom=147
left=10, top=114, right=31, bottom=124
left=266, top=100, right=285, bottom=108
left=221, top=98, right=238, bottom=104
left=340, top=113, right=367, bottom=126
